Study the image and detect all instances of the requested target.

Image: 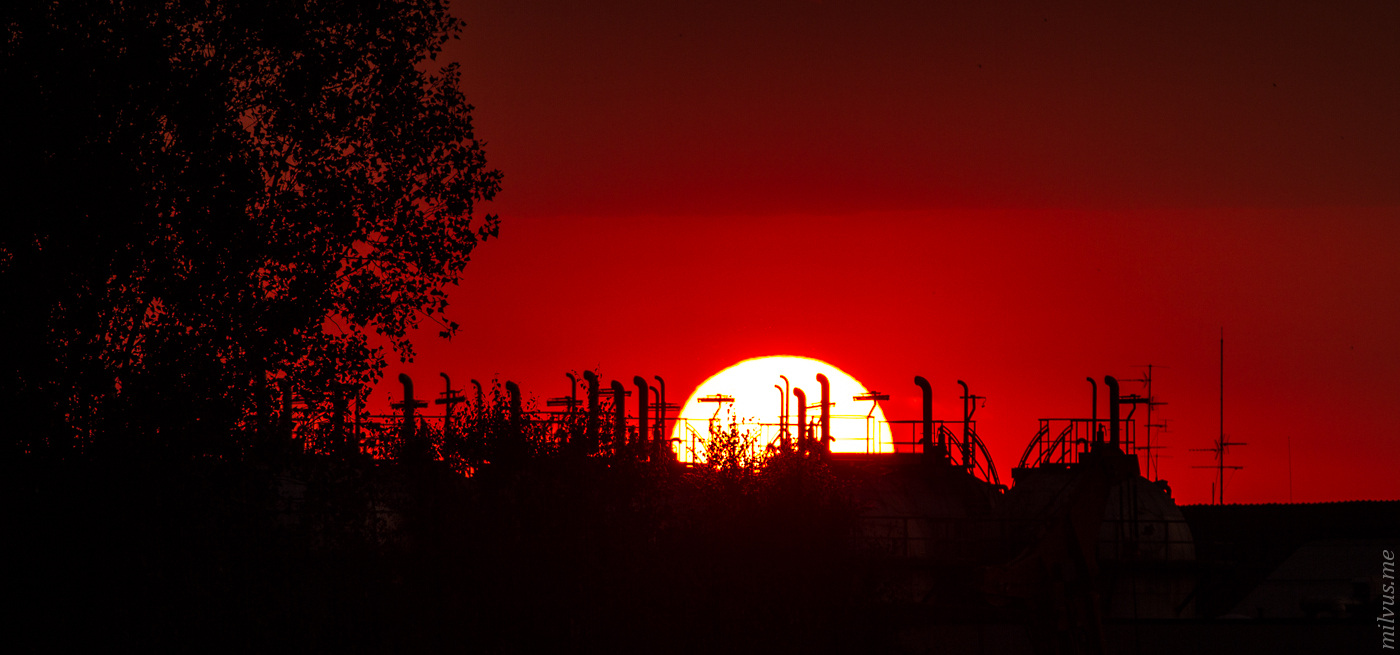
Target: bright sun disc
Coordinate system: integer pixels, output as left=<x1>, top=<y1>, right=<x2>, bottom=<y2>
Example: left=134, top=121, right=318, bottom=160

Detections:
left=670, top=355, right=891, bottom=462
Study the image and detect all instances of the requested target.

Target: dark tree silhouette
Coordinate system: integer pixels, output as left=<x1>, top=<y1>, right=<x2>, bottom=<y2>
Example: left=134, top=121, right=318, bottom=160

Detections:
left=1, top=0, right=501, bottom=458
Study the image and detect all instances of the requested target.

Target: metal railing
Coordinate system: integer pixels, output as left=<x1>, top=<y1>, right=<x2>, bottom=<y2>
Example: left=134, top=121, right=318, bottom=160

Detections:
left=1017, top=418, right=1138, bottom=469
left=278, top=392, right=1001, bottom=488
left=666, top=415, right=1002, bottom=487
left=668, top=414, right=895, bottom=463
left=882, top=419, right=1001, bottom=487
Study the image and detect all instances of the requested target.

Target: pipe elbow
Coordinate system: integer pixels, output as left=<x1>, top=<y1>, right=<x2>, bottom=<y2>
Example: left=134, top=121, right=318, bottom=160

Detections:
left=505, top=381, right=522, bottom=416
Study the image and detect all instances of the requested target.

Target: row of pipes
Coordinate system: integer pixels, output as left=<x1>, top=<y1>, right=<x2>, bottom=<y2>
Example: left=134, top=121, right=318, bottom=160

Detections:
left=773, top=373, right=833, bottom=455
left=388, top=370, right=1142, bottom=466
left=771, top=374, right=988, bottom=466
left=325, top=367, right=1143, bottom=480
left=391, top=372, right=995, bottom=465
left=902, top=374, right=1145, bottom=470
left=911, top=376, right=983, bottom=468
left=391, top=371, right=674, bottom=461
left=1088, top=374, right=1149, bottom=450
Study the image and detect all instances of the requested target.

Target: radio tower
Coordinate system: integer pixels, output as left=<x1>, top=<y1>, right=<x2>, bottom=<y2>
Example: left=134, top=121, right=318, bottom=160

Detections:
left=1193, top=328, right=1246, bottom=504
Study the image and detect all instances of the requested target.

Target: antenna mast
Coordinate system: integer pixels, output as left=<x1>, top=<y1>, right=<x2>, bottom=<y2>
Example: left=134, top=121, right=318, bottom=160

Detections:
left=1126, top=364, right=1169, bottom=480
left=1193, top=328, right=1245, bottom=504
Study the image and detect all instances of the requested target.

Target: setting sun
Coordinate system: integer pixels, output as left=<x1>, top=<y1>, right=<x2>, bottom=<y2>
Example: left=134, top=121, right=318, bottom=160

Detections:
left=670, top=355, right=891, bottom=462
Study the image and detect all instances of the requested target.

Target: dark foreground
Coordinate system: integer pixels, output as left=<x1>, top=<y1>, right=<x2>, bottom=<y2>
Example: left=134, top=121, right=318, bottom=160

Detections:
left=12, top=453, right=880, bottom=653
left=11, top=454, right=1396, bottom=654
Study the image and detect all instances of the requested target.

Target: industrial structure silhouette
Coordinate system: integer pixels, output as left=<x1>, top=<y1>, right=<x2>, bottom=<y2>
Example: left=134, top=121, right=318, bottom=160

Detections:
left=245, top=364, right=1397, bottom=654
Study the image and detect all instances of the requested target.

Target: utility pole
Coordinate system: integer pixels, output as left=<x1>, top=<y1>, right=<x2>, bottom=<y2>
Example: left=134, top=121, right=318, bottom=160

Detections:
left=391, top=374, right=428, bottom=452
left=698, top=393, right=736, bottom=461
left=547, top=373, right=581, bottom=448
left=545, top=373, right=580, bottom=414
left=435, top=373, right=465, bottom=439
left=853, top=390, right=889, bottom=454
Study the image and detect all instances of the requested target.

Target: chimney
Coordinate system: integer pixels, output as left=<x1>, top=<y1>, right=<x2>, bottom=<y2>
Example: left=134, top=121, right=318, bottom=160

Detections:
left=583, top=371, right=600, bottom=454
left=610, top=380, right=626, bottom=455
left=956, top=380, right=971, bottom=468
left=506, top=381, right=522, bottom=430
left=1087, top=377, right=1099, bottom=444
left=1105, top=375, right=1121, bottom=449
left=634, top=376, right=650, bottom=458
left=816, top=373, right=831, bottom=455
left=654, top=375, right=668, bottom=458
left=793, top=388, right=808, bottom=454
left=914, top=375, right=934, bottom=457
left=397, top=373, right=417, bottom=443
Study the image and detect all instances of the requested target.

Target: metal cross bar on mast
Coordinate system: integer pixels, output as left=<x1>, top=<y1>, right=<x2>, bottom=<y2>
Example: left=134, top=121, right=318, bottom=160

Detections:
left=854, top=389, right=889, bottom=454
left=435, top=373, right=466, bottom=438
left=546, top=375, right=581, bottom=446
left=853, top=390, right=890, bottom=418
left=545, top=397, right=579, bottom=411
left=544, top=373, right=579, bottom=412
left=956, top=380, right=984, bottom=469
left=1124, top=364, right=1169, bottom=480
left=391, top=374, right=429, bottom=450
left=1115, top=391, right=1151, bottom=454
left=698, top=394, right=734, bottom=421
left=1191, top=329, right=1246, bottom=504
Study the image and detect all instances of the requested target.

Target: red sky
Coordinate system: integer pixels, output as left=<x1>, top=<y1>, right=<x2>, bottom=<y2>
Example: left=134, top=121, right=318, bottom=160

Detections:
left=371, top=0, right=1400, bottom=505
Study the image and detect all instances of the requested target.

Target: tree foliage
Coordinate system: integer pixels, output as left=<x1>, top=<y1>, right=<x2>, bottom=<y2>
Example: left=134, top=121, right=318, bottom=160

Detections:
left=1, top=0, right=501, bottom=457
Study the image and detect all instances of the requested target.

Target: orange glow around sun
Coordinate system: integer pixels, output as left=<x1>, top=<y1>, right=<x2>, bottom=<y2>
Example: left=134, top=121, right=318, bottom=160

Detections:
left=670, top=355, right=892, bottom=462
